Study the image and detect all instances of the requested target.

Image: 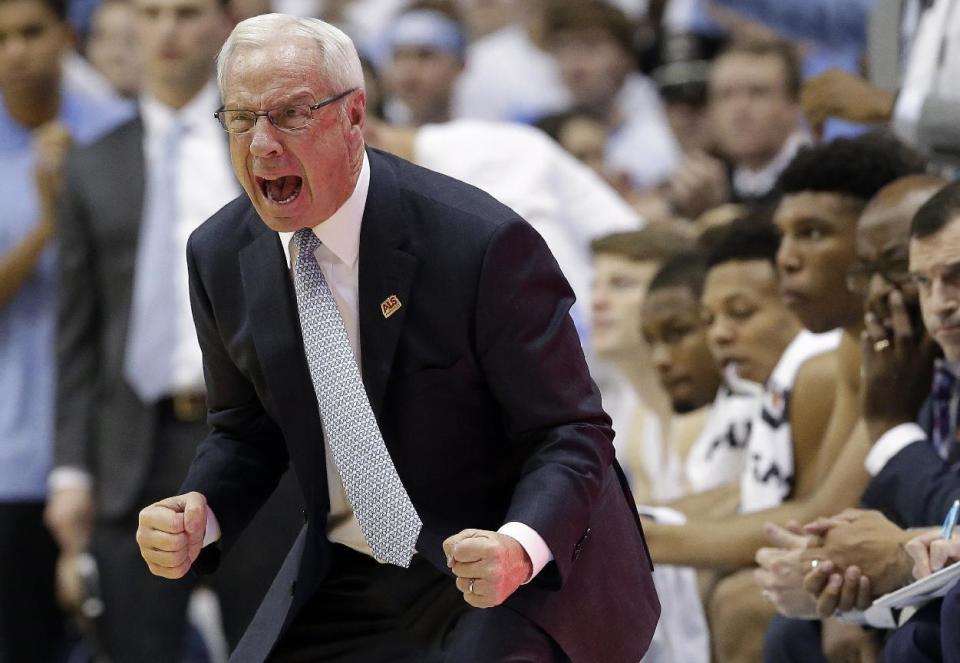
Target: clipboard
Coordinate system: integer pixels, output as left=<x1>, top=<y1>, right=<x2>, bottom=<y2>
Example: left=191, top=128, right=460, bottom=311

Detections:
left=872, top=559, right=960, bottom=610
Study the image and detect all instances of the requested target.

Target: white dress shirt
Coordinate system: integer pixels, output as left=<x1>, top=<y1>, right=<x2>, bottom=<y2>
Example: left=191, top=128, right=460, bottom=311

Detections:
left=207, top=152, right=553, bottom=578
left=140, top=82, right=241, bottom=394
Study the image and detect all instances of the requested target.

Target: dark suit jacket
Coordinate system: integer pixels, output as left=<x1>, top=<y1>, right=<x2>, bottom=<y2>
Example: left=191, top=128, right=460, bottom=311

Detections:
left=862, top=398, right=960, bottom=528
left=55, top=117, right=173, bottom=519
left=181, top=148, right=659, bottom=662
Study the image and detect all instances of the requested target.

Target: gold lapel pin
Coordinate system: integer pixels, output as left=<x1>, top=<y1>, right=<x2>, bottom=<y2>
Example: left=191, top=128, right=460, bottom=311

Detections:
left=381, top=294, right=402, bottom=319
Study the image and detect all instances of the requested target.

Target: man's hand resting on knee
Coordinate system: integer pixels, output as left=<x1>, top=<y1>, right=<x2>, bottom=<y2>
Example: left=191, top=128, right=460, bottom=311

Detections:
left=136, top=492, right=208, bottom=579
left=444, top=529, right=532, bottom=609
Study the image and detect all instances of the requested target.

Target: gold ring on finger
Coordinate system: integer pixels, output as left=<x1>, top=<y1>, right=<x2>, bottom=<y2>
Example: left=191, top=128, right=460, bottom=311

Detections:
left=873, top=339, right=891, bottom=352
left=468, top=579, right=475, bottom=595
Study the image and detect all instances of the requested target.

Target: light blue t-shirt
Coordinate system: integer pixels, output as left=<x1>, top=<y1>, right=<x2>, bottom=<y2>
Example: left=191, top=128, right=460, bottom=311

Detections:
left=0, top=82, right=133, bottom=501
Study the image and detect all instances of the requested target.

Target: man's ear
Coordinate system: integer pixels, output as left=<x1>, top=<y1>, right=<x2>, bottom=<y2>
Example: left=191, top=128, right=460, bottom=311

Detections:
left=348, top=88, right=367, bottom=129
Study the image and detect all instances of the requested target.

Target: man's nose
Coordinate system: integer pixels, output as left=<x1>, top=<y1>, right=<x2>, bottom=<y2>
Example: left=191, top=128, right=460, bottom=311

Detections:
left=776, top=240, right=800, bottom=275
left=248, top=118, right=283, bottom=157
left=931, top=278, right=960, bottom=316
left=708, top=318, right=733, bottom=347
left=650, top=342, right=672, bottom=372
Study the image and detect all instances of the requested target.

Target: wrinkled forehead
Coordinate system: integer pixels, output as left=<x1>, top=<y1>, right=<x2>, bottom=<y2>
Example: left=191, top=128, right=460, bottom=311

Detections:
left=910, top=217, right=960, bottom=272
left=222, top=39, right=327, bottom=105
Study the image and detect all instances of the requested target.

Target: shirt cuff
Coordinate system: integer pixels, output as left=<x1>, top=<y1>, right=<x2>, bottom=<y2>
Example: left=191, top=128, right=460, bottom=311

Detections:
left=202, top=506, right=222, bottom=547
left=498, top=521, right=554, bottom=584
left=48, top=467, right=93, bottom=493
left=865, top=423, right=927, bottom=476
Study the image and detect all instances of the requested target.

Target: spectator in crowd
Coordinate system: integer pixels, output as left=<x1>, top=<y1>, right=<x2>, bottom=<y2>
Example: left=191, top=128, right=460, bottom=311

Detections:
left=664, top=38, right=807, bottom=220
left=364, top=116, right=640, bottom=342
left=451, top=0, right=569, bottom=122
left=641, top=251, right=752, bottom=506
left=638, top=250, right=756, bottom=663
left=639, top=251, right=724, bottom=663
left=652, top=30, right=722, bottom=155
left=759, top=173, right=946, bottom=663
left=688, top=219, right=839, bottom=663
left=0, top=0, right=131, bottom=658
left=648, top=137, right=925, bottom=662
left=802, top=0, right=960, bottom=171
left=646, top=133, right=929, bottom=570
left=589, top=227, right=698, bottom=503
left=382, top=1, right=465, bottom=126
left=45, top=0, right=301, bottom=658
left=536, top=109, right=618, bottom=189
left=84, top=0, right=141, bottom=98
left=545, top=0, right=681, bottom=190
left=777, top=181, right=960, bottom=663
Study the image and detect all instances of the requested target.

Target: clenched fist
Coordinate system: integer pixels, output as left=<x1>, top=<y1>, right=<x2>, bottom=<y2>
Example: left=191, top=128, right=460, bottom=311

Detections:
left=443, top=529, right=532, bottom=609
left=136, top=492, right=208, bottom=579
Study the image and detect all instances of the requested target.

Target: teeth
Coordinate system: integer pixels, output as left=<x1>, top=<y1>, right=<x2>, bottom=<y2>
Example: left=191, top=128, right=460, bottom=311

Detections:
left=261, top=176, right=302, bottom=205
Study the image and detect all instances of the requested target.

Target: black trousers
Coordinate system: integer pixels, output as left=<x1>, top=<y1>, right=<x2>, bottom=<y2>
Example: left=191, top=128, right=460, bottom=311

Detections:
left=0, top=502, right=66, bottom=663
left=270, top=544, right=569, bottom=663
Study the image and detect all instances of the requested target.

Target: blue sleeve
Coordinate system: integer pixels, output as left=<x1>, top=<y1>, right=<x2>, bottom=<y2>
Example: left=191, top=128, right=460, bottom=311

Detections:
left=711, top=0, right=874, bottom=50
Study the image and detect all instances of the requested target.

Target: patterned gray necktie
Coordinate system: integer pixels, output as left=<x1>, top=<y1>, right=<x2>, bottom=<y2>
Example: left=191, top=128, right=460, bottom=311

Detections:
left=292, top=228, right=421, bottom=567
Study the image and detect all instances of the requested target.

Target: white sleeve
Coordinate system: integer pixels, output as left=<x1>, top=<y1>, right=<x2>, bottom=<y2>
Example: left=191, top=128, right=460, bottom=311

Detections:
left=498, top=521, right=554, bottom=584
left=864, top=423, right=928, bottom=476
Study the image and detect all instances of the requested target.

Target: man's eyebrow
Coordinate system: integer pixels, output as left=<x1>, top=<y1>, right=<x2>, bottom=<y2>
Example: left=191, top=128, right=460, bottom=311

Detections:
left=224, top=93, right=317, bottom=108
left=910, top=259, right=960, bottom=277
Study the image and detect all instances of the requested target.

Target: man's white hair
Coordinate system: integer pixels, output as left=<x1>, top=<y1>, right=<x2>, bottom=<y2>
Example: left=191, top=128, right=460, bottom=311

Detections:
left=217, top=14, right=365, bottom=99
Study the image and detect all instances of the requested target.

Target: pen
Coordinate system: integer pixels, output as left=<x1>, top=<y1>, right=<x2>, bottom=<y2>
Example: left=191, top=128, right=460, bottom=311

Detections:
left=941, top=499, right=960, bottom=540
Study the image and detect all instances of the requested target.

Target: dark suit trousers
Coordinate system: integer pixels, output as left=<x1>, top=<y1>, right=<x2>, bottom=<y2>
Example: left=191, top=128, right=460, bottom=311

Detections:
left=942, top=584, right=960, bottom=663
left=0, top=502, right=65, bottom=663
left=91, top=401, right=302, bottom=662
left=881, top=600, right=943, bottom=663
left=270, top=544, right=569, bottom=663
left=763, top=614, right=828, bottom=663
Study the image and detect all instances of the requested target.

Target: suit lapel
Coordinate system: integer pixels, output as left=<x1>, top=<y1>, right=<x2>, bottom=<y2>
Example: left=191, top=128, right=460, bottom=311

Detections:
left=238, top=209, right=322, bottom=506
left=358, top=150, right=417, bottom=419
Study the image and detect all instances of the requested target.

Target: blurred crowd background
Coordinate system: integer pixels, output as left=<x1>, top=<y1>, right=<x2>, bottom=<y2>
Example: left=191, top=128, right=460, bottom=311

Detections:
left=5, top=0, right=960, bottom=661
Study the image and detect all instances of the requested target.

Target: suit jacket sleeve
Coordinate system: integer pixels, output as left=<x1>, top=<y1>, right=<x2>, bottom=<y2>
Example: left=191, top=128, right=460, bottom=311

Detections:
left=181, top=234, right=289, bottom=561
left=53, top=152, right=99, bottom=474
left=473, top=217, right=615, bottom=586
left=862, top=439, right=960, bottom=527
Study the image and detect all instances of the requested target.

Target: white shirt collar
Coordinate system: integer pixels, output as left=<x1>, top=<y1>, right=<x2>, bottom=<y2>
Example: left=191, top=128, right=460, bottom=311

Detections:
left=279, top=150, right=370, bottom=268
left=140, top=79, right=222, bottom=134
left=733, top=130, right=809, bottom=197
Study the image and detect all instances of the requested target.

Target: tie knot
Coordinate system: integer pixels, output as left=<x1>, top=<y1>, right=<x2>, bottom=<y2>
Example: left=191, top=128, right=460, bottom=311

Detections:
left=294, top=227, right=321, bottom=256
left=934, top=365, right=956, bottom=398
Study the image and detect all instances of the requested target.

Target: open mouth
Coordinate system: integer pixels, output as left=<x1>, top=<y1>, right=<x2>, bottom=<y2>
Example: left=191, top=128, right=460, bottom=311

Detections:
left=257, top=175, right=303, bottom=205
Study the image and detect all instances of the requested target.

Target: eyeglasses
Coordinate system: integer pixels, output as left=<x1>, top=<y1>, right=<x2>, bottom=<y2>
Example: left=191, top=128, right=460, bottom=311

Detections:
left=214, top=88, right=357, bottom=134
left=845, top=259, right=912, bottom=294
